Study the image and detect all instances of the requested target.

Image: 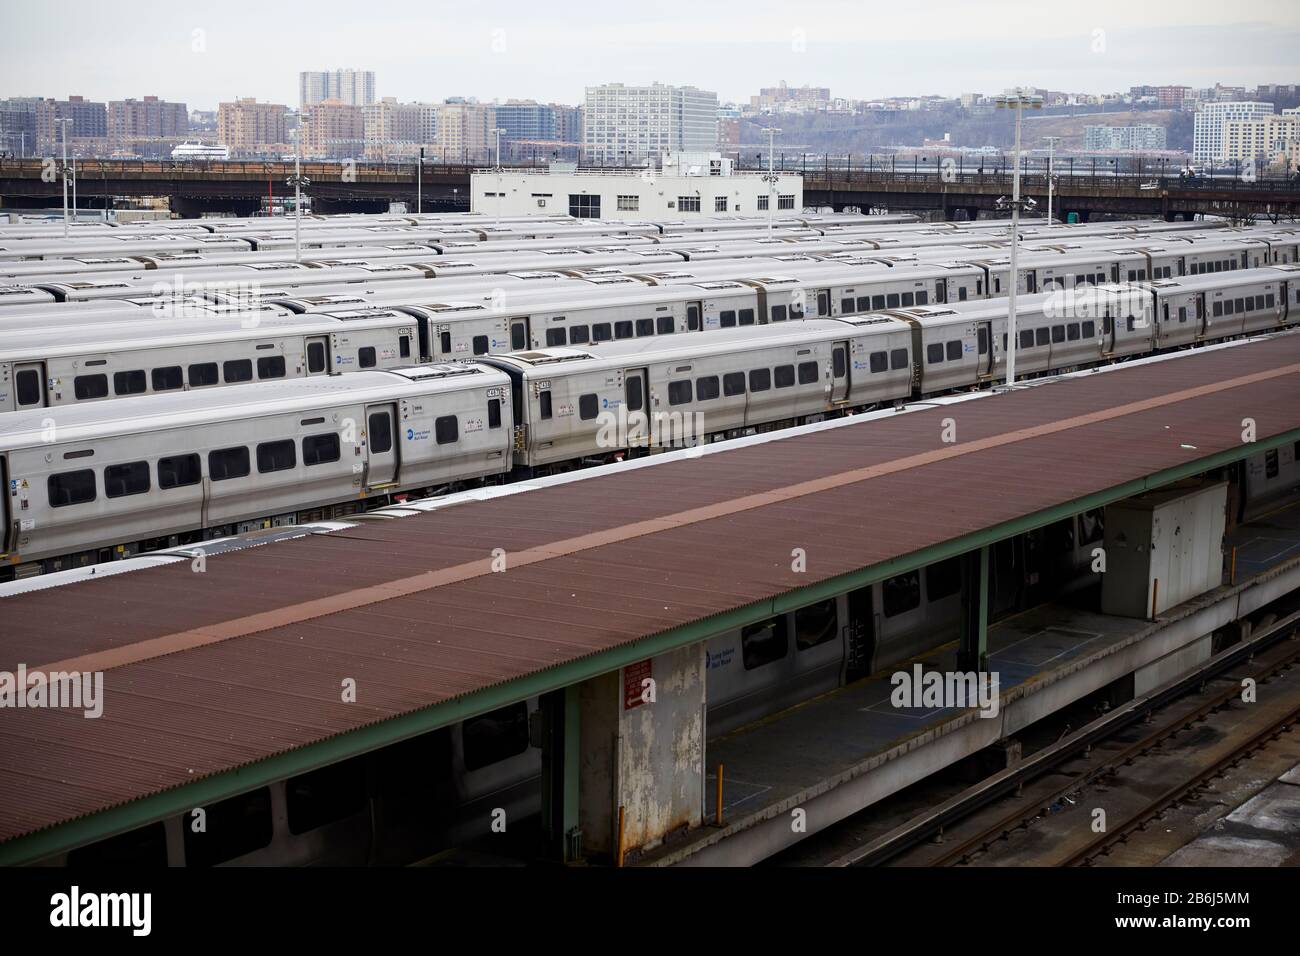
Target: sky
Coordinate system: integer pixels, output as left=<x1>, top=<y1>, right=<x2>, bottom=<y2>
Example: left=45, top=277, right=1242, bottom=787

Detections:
left=1, top=0, right=1298, bottom=110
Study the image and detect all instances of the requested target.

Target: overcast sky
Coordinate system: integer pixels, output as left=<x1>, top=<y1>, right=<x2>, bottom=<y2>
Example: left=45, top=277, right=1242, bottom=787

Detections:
left=2, top=0, right=1297, bottom=110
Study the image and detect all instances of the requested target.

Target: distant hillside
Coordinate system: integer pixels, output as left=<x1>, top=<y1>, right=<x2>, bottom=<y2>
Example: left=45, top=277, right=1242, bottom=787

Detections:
left=738, top=106, right=1193, bottom=156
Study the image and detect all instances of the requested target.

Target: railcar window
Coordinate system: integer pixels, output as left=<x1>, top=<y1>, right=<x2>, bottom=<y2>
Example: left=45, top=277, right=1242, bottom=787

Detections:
left=158, top=454, right=201, bottom=489
left=614, top=321, right=634, bottom=339
left=855, top=296, right=869, bottom=312
left=1035, top=327, right=1050, bottom=346
left=1246, top=296, right=1255, bottom=311
left=668, top=380, right=693, bottom=405
left=959, top=287, right=969, bottom=301
left=977, top=327, right=989, bottom=355
left=578, top=394, right=599, bottom=420
left=625, top=377, right=643, bottom=412
left=723, top=372, right=746, bottom=396
left=769, top=305, right=786, bottom=322
left=399, top=336, right=411, bottom=359
left=841, top=298, right=854, bottom=314
left=916, top=290, right=929, bottom=305
left=438, top=331, right=452, bottom=354
left=539, top=389, right=553, bottom=419
left=631, top=318, right=651, bottom=337
left=473, top=335, right=490, bottom=355
left=256, top=440, right=296, bottom=473
left=183, top=788, right=273, bottom=867
left=67, top=822, right=168, bottom=867
left=720, top=310, right=737, bottom=328
left=1067, top=323, right=1080, bottom=341
left=546, top=328, right=567, bottom=347
left=945, top=340, right=962, bottom=361
left=741, top=617, right=788, bottom=669
left=463, top=702, right=531, bottom=772
left=74, top=374, right=108, bottom=400
left=926, top=557, right=962, bottom=601
left=739, top=308, right=755, bottom=326
left=657, top=316, right=675, bottom=335
left=113, top=369, right=145, bottom=395
left=1051, top=325, right=1065, bottom=344
left=1236, top=298, right=1245, bottom=313
left=870, top=351, right=888, bottom=372
left=104, top=461, right=150, bottom=498
left=871, top=294, right=886, bottom=310
left=901, top=292, right=914, bottom=307
left=223, top=359, right=252, bottom=383
left=1081, top=320, right=1096, bottom=338
left=797, top=361, right=818, bottom=384
left=435, top=415, right=459, bottom=444
left=882, top=571, right=921, bottom=617
left=302, top=433, right=341, bottom=466
left=687, top=304, right=702, bottom=329
left=696, top=376, right=720, bottom=400
left=286, top=757, right=368, bottom=836
left=150, top=366, right=182, bottom=391
left=368, top=413, right=393, bottom=453
left=795, top=600, right=838, bottom=651
left=307, top=342, right=327, bottom=374
left=749, top=368, right=771, bottom=392
left=488, top=398, right=502, bottom=428
left=790, top=300, right=805, bottom=318
left=188, top=363, right=218, bottom=387
left=358, top=347, right=377, bottom=369
left=15, top=369, right=41, bottom=406
left=771, top=365, right=793, bottom=388
left=891, top=348, right=909, bottom=370
left=569, top=325, right=589, bottom=345
left=510, top=324, right=527, bottom=350
left=1019, top=329, right=1034, bottom=349
left=1266, top=294, right=1275, bottom=308
left=833, top=349, right=847, bottom=378
left=257, top=356, right=286, bottom=379
left=592, top=323, right=612, bottom=343
left=886, top=293, right=900, bottom=308
left=1078, top=508, right=1105, bottom=545
left=48, top=469, right=96, bottom=508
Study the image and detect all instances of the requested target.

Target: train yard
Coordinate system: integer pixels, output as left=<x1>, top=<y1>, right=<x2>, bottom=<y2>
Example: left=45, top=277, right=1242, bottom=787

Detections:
left=1, top=207, right=1299, bottom=874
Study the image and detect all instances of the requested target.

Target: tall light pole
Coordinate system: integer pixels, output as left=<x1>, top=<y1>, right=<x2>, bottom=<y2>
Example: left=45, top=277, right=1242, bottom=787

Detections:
left=56, top=118, right=72, bottom=238
left=1044, top=136, right=1061, bottom=226
left=761, top=126, right=781, bottom=233
left=71, top=149, right=78, bottom=220
left=492, top=127, right=506, bottom=228
left=416, top=146, right=424, bottom=215
left=286, top=118, right=310, bottom=261
left=994, top=88, right=1043, bottom=388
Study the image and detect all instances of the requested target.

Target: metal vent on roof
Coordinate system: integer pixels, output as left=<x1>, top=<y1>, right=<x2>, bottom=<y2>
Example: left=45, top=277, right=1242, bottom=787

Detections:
left=392, top=363, right=482, bottom=381
left=426, top=303, right=488, bottom=313
left=325, top=309, right=399, bottom=321
left=514, top=350, right=593, bottom=365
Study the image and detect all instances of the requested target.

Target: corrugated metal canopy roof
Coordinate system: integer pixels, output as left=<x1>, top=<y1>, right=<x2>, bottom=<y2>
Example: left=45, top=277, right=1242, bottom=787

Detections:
left=2, top=333, right=1300, bottom=858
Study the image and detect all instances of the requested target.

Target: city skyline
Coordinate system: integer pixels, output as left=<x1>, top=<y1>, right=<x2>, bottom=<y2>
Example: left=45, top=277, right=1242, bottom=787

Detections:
left=1, top=0, right=1297, bottom=111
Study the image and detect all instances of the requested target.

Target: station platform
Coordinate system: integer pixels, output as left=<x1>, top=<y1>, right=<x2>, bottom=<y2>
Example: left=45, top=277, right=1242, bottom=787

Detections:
left=2, top=331, right=1300, bottom=864
left=647, top=501, right=1300, bottom=866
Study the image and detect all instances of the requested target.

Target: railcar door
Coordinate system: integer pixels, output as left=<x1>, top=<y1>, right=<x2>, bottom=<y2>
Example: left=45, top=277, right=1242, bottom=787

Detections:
left=830, top=341, right=850, bottom=403
left=509, top=317, right=530, bottom=351
left=12, top=361, right=46, bottom=410
left=624, top=368, right=649, bottom=448
left=845, top=585, right=876, bottom=681
left=364, top=403, right=399, bottom=489
left=686, top=300, right=703, bottom=330
left=304, top=336, right=330, bottom=376
left=816, top=289, right=832, bottom=317
left=934, top=279, right=948, bottom=304
left=976, top=322, right=994, bottom=379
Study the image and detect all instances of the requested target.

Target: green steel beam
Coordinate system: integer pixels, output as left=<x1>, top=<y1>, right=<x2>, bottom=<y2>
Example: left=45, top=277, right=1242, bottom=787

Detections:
left=4, top=425, right=1299, bottom=866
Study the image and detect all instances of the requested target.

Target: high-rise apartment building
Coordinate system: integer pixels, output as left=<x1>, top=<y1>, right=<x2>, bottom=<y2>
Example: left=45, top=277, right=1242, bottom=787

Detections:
left=107, top=96, right=188, bottom=150
left=1193, top=101, right=1275, bottom=164
left=299, top=70, right=376, bottom=109
left=1082, top=124, right=1167, bottom=151
left=217, top=98, right=290, bottom=157
left=301, top=99, right=365, bottom=159
left=434, top=101, right=497, bottom=160
left=583, top=83, right=718, bottom=164
left=363, top=98, right=438, bottom=160
left=34, top=96, right=108, bottom=153
left=1222, top=111, right=1300, bottom=164
left=494, top=101, right=556, bottom=143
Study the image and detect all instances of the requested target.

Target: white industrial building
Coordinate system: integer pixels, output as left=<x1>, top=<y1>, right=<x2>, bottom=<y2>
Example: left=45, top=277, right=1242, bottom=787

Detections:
left=471, top=153, right=801, bottom=219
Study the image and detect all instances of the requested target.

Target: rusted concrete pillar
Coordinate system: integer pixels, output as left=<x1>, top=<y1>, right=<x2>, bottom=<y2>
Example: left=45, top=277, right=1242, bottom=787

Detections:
left=578, top=642, right=706, bottom=863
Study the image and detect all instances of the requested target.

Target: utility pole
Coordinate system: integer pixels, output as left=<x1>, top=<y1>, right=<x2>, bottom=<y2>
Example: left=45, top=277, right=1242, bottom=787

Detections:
left=57, top=118, right=72, bottom=238
left=286, top=118, right=310, bottom=261
left=995, top=89, right=1043, bottom=387
left=761, top=127, right=781, bottom=234
left=1044, top=136, right=1061, bottom=226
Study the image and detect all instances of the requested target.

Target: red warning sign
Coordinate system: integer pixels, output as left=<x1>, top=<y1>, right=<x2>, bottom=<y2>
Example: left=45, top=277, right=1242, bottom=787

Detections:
left=624, top=659, right=652, bottom=710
